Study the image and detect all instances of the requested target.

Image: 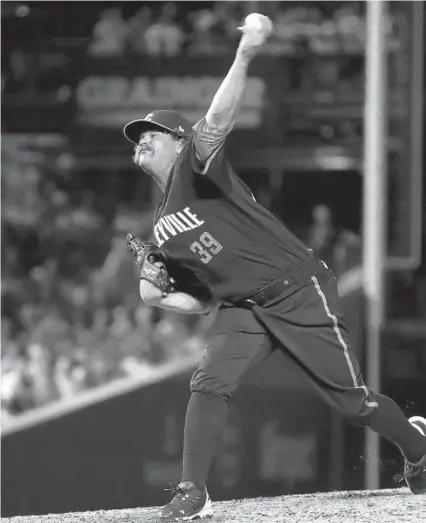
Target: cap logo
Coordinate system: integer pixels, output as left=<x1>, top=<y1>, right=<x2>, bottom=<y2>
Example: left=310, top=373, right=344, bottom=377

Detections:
left=145, top=113, right=154, bottom=121
left=178, top=126, right=184, bottom=133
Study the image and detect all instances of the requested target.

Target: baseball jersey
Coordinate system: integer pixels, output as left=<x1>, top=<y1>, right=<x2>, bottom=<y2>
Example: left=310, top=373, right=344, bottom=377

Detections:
left=152, top=120, right=311, bottom=303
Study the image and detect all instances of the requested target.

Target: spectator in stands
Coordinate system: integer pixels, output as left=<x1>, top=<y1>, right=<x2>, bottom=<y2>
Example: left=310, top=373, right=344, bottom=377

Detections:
left=19, top=303, right=42, bottom=340
left=1, top=243, right=26, bottom=311
left=91, top=208, right=153, bottom=311
left=92, top=307, right=110, bottom=336
left=306, top=204, right=336, bottom=268
left=145, top=2, right=184, bottom=57
left=29, top=307, right=72, bottom=361
left=1, top=343, right=34, bottom=417
left=127, top=5, right=153, bottom=55
left=53, top=352, right=85, bottom=399
left=116, top=303, right=159, bottom=371
left=88, top=7, right=128, bottom=58
left=88, top=349, right=113, bottom=387
left=109, top=305, right=133, bottom=339
left=119, top=304, right=159, bottom=377
left=3, top=47, right=31, bottom=94
left=2, top=164, right=44, bottom=227
left=259, top=4, right=297, bottom=56
left=26, top=342, right=56, bottom=407
left=333, top=229, right=362, bottom=278
left=153, top=311, right=193, bottom=362
left=89, top=308, right=120, bottom=385
left=334, top=2, right=365, bottom=53
left=186, top=2, right=240, bottom=56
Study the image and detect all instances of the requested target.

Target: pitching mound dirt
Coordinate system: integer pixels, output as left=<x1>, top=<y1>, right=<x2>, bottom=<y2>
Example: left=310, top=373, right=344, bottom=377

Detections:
left=4, top=488, right=425, bottom=523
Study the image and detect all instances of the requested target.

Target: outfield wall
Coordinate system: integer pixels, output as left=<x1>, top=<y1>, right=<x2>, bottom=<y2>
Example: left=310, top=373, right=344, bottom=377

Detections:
left=2, top=350, right=342, bottom=517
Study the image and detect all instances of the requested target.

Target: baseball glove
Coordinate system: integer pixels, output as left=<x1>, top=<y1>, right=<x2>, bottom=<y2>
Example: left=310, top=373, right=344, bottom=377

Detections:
left=126, top=233, right=176, bottom=294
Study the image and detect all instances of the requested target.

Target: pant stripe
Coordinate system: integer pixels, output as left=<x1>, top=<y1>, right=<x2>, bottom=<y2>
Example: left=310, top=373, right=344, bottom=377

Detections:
left=311, top=276, right=378, bottom=408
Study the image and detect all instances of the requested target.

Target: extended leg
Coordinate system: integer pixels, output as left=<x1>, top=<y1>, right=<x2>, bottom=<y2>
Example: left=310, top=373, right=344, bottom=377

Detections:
left=252, top=265, right=426, bottom=493
left=181, top=391, right=228, bottom=490
left=158, top=307, right=273, bottom=521
left=366, top=394, right=426, bottom=462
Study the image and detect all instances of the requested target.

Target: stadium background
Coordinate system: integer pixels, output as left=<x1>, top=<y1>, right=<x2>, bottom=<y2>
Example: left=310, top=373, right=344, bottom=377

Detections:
left=1, top=0, right=425, bottom=517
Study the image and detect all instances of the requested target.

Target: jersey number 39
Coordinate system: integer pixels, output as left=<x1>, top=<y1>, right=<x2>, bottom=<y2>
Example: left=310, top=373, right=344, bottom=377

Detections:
left=190, top=232, right=223, bottom=264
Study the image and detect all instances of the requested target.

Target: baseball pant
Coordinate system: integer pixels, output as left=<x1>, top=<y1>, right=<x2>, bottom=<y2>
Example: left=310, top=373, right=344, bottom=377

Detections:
left=191, top=262, right=378, bottom=425
left=183, top=261, right=426, bottom=489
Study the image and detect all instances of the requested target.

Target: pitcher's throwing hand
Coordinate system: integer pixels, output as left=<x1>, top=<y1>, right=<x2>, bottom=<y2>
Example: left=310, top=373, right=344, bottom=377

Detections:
left=237, top=13, right=273, bottom=58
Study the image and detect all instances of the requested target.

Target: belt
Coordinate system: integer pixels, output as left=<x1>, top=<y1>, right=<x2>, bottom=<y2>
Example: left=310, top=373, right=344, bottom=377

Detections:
left=239, top=253, right=321, bottom=309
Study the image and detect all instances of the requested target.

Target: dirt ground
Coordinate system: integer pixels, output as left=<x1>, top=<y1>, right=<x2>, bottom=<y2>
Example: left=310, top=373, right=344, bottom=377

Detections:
left=4, top=488, right=425, bottom=523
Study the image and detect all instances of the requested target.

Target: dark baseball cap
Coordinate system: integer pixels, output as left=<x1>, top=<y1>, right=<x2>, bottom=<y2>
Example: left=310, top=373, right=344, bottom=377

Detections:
left=123, top=110, right=193, bottom=145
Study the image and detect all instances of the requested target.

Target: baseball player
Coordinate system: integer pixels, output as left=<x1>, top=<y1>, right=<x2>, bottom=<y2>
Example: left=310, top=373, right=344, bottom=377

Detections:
left=123, top=14, right=426, bottom=521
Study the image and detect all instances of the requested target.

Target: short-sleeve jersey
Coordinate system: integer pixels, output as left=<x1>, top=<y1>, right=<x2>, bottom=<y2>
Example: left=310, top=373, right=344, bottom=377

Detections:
left=152, top=136, right=311, bottom=302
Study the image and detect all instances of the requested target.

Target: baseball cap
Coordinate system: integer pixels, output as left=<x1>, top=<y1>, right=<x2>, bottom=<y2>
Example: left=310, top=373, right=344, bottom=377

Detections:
left=123, top=110, right=193, bottom=145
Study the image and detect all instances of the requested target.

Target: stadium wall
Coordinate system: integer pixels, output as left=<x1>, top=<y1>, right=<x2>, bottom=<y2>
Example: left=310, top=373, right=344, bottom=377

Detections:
left=2, top=351, right=340, bottom=517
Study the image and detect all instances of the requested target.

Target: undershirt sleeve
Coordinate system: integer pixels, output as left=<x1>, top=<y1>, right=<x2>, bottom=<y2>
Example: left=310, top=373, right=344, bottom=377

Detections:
left=190, top=117, right=233, bottom=176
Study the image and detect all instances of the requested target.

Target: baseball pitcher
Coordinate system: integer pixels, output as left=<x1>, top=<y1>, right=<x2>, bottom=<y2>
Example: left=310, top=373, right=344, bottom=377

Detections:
left=123, top=13, right=426, bottom=522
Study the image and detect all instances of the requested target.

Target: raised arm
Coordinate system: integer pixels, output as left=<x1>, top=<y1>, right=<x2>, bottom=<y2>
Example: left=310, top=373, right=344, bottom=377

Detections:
left=206, top=14, right=273, bottom=131
left=194, top=14, right=273, bottom=163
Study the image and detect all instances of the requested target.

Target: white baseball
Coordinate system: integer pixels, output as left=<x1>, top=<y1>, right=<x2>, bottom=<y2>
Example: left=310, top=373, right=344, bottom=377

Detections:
left=243, top=13, right=273, bottom=36
left=244, top=13, right=264, bottom=30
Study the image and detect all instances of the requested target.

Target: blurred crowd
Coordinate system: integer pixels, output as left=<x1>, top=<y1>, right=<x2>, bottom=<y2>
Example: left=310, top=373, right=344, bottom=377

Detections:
left=1, top=1, right=405, bottom=100
left=86, top=1, right=408, bottom=59
left=88, top=2, right=371, bottom=58
left=1, top=159, right=211, bottom=423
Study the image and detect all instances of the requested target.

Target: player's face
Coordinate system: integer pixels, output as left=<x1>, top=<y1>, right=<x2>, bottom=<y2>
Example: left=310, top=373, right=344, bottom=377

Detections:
left=133, top=130, right=181, bottom=181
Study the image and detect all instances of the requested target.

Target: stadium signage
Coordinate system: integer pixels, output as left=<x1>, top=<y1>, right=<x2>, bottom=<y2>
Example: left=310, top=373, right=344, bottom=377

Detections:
left=76, top=75, right=266, bottom=129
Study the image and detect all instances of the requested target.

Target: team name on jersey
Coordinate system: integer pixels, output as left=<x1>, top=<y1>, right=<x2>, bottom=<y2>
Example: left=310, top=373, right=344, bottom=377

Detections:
left=154, top=206, right=205, bottom=247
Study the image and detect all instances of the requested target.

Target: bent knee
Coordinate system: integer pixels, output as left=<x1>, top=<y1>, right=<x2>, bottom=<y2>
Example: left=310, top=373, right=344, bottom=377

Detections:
left=190, top=370, right=236, bottom=401
left=342, top=398, right=379, bottom=427
left=345, top=409, right=378, bottom=427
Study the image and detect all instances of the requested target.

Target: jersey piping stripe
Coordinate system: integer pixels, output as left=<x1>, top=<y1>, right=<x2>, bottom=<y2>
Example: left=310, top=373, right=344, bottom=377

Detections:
left=310, top=275, right=379, bottom=409
left=200, top=142, right=224, bottom=175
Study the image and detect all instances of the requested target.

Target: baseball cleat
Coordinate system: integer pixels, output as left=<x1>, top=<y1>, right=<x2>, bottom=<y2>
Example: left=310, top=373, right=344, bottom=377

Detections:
left=158, top=481, right=213, bottom=521
left=394, top=416, right=426, bottom=494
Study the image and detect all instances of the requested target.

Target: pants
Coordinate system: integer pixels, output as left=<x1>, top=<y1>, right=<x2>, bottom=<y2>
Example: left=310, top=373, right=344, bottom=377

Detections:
left=190, top=262, right=378, bottom=427
left=182, top=259, right=426, bottom=489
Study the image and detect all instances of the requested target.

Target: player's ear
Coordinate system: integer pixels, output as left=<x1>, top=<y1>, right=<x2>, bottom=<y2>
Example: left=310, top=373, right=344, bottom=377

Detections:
left=176, top=139, right=185, bottom=154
